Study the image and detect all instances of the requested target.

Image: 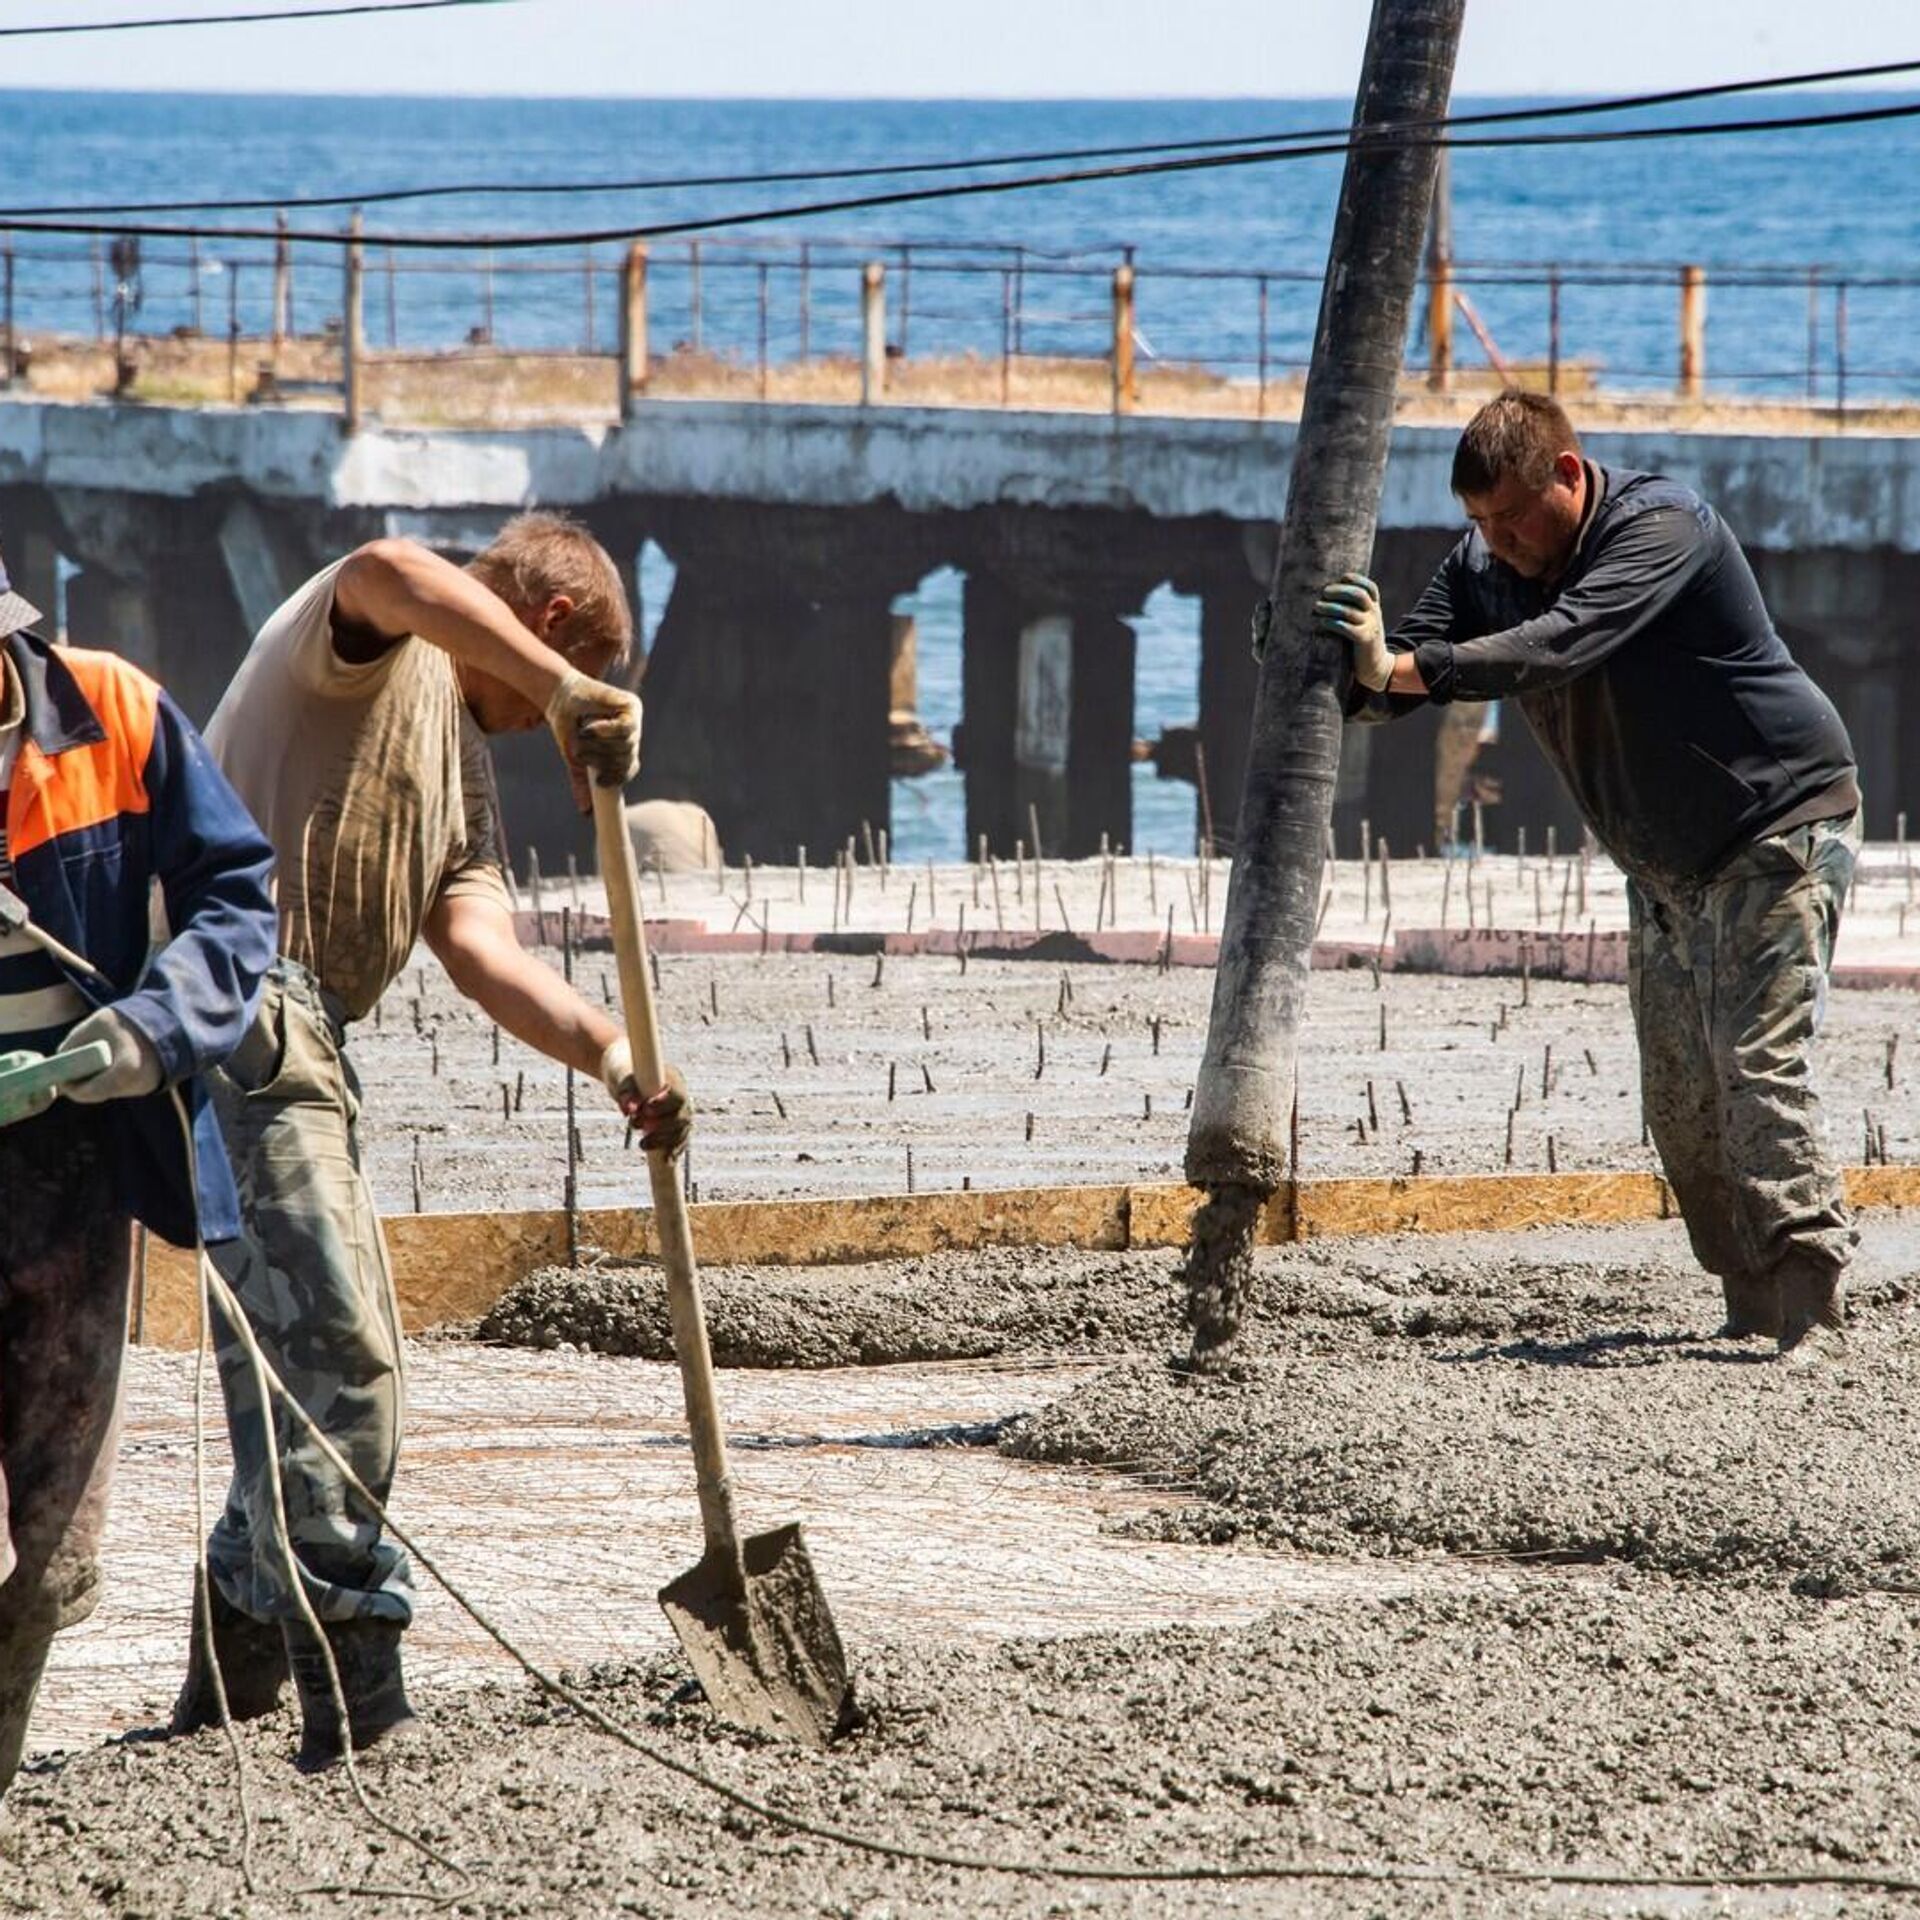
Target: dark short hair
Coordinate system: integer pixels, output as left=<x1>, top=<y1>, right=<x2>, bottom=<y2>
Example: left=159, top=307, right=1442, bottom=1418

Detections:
left=468, top=511, right=633, bottom=669
left=1451, top=391, right=1581, bottom=497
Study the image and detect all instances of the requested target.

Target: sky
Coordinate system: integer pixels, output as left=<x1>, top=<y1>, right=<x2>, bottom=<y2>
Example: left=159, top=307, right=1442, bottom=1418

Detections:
left=2, top=0, right=1915, bottom=98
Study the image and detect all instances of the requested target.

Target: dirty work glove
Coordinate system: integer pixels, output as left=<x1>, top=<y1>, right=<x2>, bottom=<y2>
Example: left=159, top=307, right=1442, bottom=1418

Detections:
left=545, top=670, right=642, bottom=790
left=600, top=1037, right=692, bottom=1158
left=58, top=1007, right=164, bottom=1104
left=0, top=1050, right=58, bottom=1128
left=1312, top=573, right=1394, bottom=692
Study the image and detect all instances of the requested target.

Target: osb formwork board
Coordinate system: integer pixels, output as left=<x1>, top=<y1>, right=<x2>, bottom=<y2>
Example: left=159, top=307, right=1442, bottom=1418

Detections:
left=1844, top=1165, right=1920, bottom=1209
left=1290, top=1169, right=1670, bottom=1238
left=138, top=1185, right=1135, bottom=1351
left=140, top=1168, right=1917, bottom=1351
left=1124, top=1172, right=1668, bottom=1246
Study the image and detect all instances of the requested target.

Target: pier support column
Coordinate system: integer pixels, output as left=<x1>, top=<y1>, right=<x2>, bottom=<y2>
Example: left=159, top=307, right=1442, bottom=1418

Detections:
left=1196, top=574, right=1260, bottom=855
left=64, top=567, right=160, bottom=676
left=961, top=572, right=1135, bottom=859
left=57, top=493, right=255, bottom=726
left=637, top=543, right=896, bottom=864
left=1066, top=607, right=1134, bottom=856
left=959, top=571, right=1022, bottom=857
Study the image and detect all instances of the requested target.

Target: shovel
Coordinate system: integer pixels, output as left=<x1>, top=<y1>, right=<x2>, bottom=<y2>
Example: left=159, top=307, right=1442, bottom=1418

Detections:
left=590, top=778, right=855, bottom=1746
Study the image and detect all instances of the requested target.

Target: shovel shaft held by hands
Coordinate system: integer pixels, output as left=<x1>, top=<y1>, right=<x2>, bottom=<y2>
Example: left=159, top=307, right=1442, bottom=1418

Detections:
left=591, top=778, right=746, bottom=1584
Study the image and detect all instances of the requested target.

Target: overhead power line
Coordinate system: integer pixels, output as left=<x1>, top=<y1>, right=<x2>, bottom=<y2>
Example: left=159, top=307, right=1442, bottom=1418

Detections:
left=5, top=93, right=1920, bottom=251
left=2, top=54, right=1917, bottom=219
left=0, top=0, right=517, bottom=37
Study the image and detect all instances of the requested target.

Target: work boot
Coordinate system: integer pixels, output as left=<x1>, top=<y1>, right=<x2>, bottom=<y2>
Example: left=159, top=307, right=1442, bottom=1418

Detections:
left=1717, top=1272, right=1781, bottom=1340
left=282, top=1616, right=420, bottom=1771
left=170, top=1566, right=288, bottom=1735
left=0, top=1625, right=55, bottom=1805
left=1776, top=1254, right=1847, bottom=1361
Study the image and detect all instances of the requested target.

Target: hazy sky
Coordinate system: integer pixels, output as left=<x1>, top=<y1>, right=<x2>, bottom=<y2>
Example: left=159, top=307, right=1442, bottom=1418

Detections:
left=4, top=0, right=1914, bottom=97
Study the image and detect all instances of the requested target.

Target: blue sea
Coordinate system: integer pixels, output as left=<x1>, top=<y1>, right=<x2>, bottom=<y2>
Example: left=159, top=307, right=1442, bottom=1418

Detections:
left=3, top=90, right=1917, bottom=857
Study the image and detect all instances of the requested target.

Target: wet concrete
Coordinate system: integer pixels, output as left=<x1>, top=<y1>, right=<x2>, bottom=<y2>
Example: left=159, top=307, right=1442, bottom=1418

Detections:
left=12, top=1225, right=1920, bottom=1914
left=1010, top=1216, right=1920, bottom=1592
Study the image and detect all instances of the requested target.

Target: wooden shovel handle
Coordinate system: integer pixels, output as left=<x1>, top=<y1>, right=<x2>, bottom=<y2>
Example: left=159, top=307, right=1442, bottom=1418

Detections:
left=591, top=778, right=743, bottom=1575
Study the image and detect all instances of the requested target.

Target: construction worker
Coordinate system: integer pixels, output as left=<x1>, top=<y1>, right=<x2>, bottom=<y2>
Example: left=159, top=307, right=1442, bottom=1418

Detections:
left=173, top=512, right=689, bottom=1768
left=0, top=541, right=276, bottom=1812
left=1318, top=390, right=1859, bottom=1358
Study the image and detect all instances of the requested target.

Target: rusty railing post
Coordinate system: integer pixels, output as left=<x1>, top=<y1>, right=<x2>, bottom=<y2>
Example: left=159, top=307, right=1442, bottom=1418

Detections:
left=1256, top=273, right=1270, bottom=418
left=620, top=240, right=648, bottom=419
left=1805, top=268, right=1819, bottom=402
left=798, top=240, right=811, bottom=359
left=1835, top=279, right=1849, bottom=427
left=1678, top=263, right=1706, bottom=400
left=860, top=260, right=886, bottom=404
left=342, top=212, right=364, bottom=433
left=226, top=258, right=240, bottom=402
left=757, top=260, right=770, bottom=399
left=1424, top=148, right=1452, bottom=392
left=1547, top=267, right=1561, bottom=395
left=271, top=209, right=290, bottom=356
left=1111, top=261, right=1137, bottom=415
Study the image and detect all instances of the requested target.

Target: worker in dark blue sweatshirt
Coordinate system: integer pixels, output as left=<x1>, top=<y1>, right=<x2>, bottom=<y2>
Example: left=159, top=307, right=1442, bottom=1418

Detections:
left=1318, top=391, right=1859, bottom=1358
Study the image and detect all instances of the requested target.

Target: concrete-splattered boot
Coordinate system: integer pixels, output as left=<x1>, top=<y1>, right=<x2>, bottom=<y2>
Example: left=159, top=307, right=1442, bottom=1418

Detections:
left=1717, top=1272, right=1782, bottom=1340
left=282, top=1617, right=420, bottom=1771
left=1776, top=1252, right=1847, bottom=1361
left=169, top=1566, right=288, bottom=1735
left=0, top=1624, right=55, bottom=1806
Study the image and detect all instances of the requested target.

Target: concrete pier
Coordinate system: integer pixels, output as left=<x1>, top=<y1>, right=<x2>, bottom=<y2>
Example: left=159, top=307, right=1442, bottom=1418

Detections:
left=2, top=397, right=1917, bottom=862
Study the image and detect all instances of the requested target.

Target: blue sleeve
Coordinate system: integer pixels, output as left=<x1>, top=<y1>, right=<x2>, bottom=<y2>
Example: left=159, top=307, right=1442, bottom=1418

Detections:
left=113, top=690, right=278, bottom=1083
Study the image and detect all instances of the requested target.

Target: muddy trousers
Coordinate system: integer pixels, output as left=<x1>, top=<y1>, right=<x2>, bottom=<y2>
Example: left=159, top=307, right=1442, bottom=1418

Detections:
left=1628, top=812, right=1860, bottom=1303
left=0, top=1104, right=132, bottom=1801
left=204, top=961, right=414, bottom=1631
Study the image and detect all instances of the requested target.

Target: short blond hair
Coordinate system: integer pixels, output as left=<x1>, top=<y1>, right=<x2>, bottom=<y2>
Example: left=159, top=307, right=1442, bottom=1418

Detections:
left=468, top=512, right=632, bottom=668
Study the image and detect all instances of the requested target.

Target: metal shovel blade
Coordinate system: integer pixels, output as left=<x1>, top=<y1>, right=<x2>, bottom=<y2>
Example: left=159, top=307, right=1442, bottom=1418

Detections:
left=658, top=1522, right=854, bottom=1747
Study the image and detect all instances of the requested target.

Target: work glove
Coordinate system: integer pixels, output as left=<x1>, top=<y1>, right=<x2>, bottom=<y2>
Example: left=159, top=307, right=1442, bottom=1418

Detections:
left=58, top=1006, right=164, bottom=1105
left=600, top=1037, right=692, bottom=1158
left=545, top=670, right=642, bottom=794
left=1312, top=573, right=1395, bottom=691
left=0, top=1050, right=57, bottom=1128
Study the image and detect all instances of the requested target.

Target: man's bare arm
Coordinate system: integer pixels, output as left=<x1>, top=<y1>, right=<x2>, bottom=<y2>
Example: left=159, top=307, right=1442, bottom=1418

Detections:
left=423, top=887, right=691, bottom=1150
left=423, top=886, right=615, bottom=1076
left=332, top=537, right=572, bottom=710
left=1386, top=652, right=1430, bottom=696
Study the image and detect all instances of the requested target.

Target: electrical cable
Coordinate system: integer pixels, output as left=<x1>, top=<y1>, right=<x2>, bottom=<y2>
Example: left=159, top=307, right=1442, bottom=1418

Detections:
left=149, top=1085, right=1920, bottom=1900
left=174, top=1084, right=472, bottom=1907
left=4, top=53, right=1918, bottom=218
left=5, top=94, right=1920, bottom=252
left=0, top=0, right=518, bottom=38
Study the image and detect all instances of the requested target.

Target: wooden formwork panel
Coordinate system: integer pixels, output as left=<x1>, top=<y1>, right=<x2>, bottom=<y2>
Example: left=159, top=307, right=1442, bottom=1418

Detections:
left=138, top=1166, right=1920, bottom=1352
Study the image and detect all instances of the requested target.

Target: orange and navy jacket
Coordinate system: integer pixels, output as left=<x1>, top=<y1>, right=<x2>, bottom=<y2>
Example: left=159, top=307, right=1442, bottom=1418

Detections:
left=5, top=630, right=275, bottom=1247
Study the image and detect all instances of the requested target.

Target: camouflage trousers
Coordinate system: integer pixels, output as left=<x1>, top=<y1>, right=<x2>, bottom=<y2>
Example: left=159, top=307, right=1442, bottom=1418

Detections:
left=206, top=960, right=415, bottom=1628
left=1628, top=811, right=1861, bottom=1294
left=0, top=1104, right=131, bottom=1795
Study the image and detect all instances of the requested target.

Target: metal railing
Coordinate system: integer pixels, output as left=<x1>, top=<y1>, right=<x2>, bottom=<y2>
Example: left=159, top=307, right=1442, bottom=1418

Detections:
left=2, top=223, right=1914, bottom=427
